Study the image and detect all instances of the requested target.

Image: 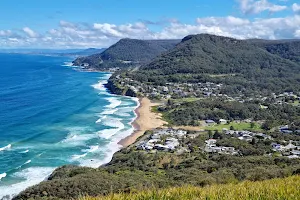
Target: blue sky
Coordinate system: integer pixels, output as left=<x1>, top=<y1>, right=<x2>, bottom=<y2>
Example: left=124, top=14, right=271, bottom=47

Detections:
left=0, top=0, right=300, bottom=48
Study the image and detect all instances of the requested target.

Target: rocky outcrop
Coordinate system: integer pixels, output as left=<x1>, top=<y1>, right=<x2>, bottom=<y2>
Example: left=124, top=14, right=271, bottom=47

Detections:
left=105, top=79, right=137, bottom=97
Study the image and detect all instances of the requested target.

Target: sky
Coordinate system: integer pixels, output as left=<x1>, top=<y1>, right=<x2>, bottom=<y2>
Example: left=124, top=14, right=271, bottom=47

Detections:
left=0, top=0, right=300, bottom=49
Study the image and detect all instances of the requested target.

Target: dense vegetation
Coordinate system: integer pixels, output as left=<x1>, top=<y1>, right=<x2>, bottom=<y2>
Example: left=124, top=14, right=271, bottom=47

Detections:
left=73, top=39, right=180, bottom=69
left=82, top=175, right=300, bottom=200
left=15, top=132, right=300, bottom=199
left=160, top=98, right=300, bottom=129
left=250, top=39, right=300, bottom=63
left=129, top=34, right=300, bottom=95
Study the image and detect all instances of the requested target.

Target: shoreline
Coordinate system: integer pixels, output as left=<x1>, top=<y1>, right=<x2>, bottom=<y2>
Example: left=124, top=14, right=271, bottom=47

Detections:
left=118, top=97, right=167, bottom=147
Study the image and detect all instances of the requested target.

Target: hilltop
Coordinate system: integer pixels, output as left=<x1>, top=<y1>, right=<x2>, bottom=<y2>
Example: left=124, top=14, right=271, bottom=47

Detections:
left=72, top=38, right=180, bottom=70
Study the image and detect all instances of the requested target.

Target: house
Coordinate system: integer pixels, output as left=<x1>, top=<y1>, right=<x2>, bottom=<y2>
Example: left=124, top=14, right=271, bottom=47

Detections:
left=82, top=63, right=89, bottom=67
left=238, top=134, right=253, bottom=142
left=174, top=130, right=187, bottom=138
left=205, top=120, right=216, bottom=125
left=281, top=129, right=293, bottom=134
left=154, top=144, right=167, bottom=151
left=205, top=139, right=217, bottom=146
left=219, top=119, right=227, bottom=124
left=291, top=150, right=300, bottom=156
left=279, top=125, right=293, bottom=134
left=162, top=86, right=169, bottom=93
left=285, top=142, right=296, bottom=150
left=287, top=155, right=299, bottom=159
left=272, top=143, right=285, bottom=151
left=204, top=140, right=237, bottom=155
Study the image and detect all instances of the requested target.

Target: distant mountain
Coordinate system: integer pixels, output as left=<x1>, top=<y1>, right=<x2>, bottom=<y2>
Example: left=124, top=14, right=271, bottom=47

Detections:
left=71, top=48, right=106, bottom=56
left=132, top=34, right=300, bottom=94
left=0, top=48, right=106, bottom=57
left=72, top=38, right=180, bottom=69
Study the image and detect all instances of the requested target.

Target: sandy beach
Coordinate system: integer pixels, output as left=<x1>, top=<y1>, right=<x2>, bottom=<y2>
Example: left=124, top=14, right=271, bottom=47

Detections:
left=119, top=97, right=167, bottom=147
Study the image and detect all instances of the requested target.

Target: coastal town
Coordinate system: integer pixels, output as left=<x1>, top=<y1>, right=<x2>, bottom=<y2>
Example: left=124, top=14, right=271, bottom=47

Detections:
left=131, top=126, right=300, bottom=159
left=112, top=74, right=300, bottom=106
left=104, top=68, right=300, bottom=162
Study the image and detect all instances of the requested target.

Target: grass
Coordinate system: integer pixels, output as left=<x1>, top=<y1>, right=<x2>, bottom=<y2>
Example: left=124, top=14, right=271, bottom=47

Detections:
left=204, top=122, right=262, bottom=132
left=80, top=175, right=300, bottom=200
left=173, top=97, right=201, bottom=103
left=292, top=100, right=300, bottom=106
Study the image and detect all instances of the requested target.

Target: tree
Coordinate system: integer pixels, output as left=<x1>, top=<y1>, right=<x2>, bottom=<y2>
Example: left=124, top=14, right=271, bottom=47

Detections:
left=213, top=131, right=222, bottom=139
left=230, top=126, right=235, bottom=131
left=208, top=130, right=213, bottom=138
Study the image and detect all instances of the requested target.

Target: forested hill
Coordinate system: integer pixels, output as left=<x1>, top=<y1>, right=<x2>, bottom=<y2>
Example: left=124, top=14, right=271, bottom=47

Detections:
left=72, top=38, right=180, bottom=69
left=132, top=34, right=300, bottom=94
left=249, top=39, right=300, bottom=63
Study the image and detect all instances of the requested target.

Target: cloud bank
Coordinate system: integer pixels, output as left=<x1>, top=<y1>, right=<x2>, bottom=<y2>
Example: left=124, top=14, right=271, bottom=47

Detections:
left=0, top=1, right=299, bottom=48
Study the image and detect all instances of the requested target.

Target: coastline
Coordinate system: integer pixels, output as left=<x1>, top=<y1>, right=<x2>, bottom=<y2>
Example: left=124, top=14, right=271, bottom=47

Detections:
left=118, top=97, right=167, bottom=147
left=4, top=66, right=161, bottom=199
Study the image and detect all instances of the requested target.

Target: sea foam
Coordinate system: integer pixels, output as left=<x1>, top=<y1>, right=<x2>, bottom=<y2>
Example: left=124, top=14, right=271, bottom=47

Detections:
left=102, top=117, right=125, bottom=129
left=0, top=167, right=55, bottom=200
left=101, top=108, right=118, bottom=115
left=97, top=128, right=121, bottom=139
left=60, top=127, right=97, bottom=146
left=91, top=80, right=107, bottom=91
left=0, top=144, right=12, bottom=152
left=62, top=62, right=74, bottom=67
left=105, top=97, right=122, bottom=109
left=0, top=173, right=6, bottom=181
left=20, top=149, right=29, bottom=154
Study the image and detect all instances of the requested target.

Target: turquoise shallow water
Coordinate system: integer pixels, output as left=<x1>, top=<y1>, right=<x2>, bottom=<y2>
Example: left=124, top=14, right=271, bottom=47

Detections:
left=0, top=54, right=138, bottom=198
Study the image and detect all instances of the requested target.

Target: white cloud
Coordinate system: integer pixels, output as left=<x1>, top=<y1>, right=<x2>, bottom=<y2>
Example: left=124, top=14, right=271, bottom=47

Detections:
left=295, top=30, right=300, bottom=37
left=196, top=16, right=250, bottom=27
left=0, top=30, right=12, bottom=37
left=154, top=15, right=300, bottom=40
left=238, top=0, right=287, bottom=14
left=292, top=3, right=300, bottom=13
left=93, top=23, right=123, bottom=37
left=1, top=14, right=300, bottom=48
left=93, top=22, right=151, bottom=38
left=23, top=27, right=38, bottom=38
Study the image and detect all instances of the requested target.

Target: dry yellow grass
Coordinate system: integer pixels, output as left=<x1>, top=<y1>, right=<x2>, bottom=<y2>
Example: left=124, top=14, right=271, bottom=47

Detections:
left=80, top=175, right=300, bottom=200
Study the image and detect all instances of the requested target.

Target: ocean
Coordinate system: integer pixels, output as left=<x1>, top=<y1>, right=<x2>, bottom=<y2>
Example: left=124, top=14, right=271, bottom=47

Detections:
left=0, top=54, right=138, bottom=199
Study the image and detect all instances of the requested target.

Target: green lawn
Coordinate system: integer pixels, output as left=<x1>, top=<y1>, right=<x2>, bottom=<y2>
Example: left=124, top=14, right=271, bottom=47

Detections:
left=205, top=122, right=262, bottom=132
left=173, top=97, right=201, bottom=103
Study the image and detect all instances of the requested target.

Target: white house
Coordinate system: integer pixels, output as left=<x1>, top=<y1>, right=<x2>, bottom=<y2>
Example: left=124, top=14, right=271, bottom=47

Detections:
left=219, top=119, right=227, bottom=124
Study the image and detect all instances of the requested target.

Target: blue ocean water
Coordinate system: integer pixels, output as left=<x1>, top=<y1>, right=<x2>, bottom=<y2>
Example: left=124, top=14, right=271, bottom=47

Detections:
left=0, top=54, right=138, bottom=198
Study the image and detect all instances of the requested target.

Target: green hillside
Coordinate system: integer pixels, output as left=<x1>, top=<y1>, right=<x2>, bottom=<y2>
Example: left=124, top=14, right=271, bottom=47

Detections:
left=73, top=39, right=180, bottom=69
left=82, top=175, right=300, bottom=200
left=131, top=34, right=300, bottom=94
left=249, top=39, right=300, bottom=62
